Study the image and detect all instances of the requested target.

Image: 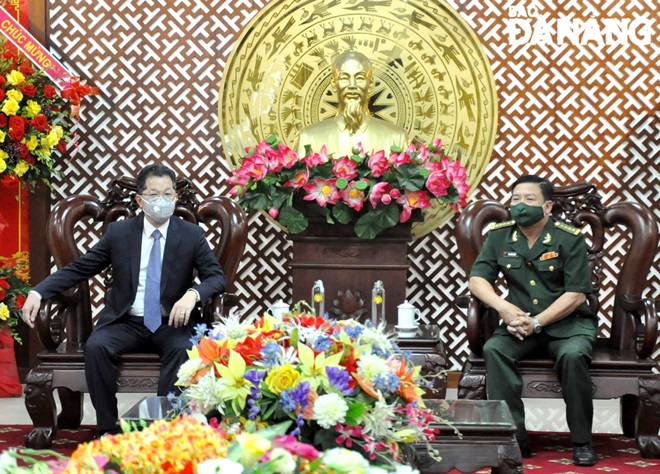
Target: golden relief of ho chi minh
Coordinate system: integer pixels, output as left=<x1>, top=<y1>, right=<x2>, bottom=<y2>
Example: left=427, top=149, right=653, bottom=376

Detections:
left=218, top=0, right=498, bottom=239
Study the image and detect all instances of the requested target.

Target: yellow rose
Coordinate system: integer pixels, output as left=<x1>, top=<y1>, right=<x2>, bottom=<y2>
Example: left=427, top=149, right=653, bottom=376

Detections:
left=0, top=303, right=9, bottom=321
left=0, top=130, right=5, bottom=143
left=236, top=433, right=271, bottom=467
left=25, top=135, right=39, bottom=151
left=6, top=70, right=25, bottom=85
left=264, top=363, right=300, bottom=395
left=38, top=146, right=52, bottom=157
left=26, top=100, right=41, bottom=118
left=0, top=158, right=6, bottom=173
left=2, top=99, right=20, bottom=116
left=53, top=125, right=64, bottom=139
left=46, top=130, right=60, bottom=148
left=0, top=149, right=8, bottom=160
left=6, top=89, right=23, bottom=102
left=14, top=160, right=29, bottom=177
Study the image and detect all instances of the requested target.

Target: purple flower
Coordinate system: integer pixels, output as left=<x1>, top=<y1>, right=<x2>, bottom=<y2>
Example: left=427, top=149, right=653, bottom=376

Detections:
left=260, top=342, right=280, bottom=367
left=326, top=366, right=354, bottom=395
left=374, top=373, right=400, bottom=394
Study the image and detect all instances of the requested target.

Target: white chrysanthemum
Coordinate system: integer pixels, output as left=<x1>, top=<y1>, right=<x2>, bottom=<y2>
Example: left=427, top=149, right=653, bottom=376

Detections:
left=321, top=447, right=369, bottom=473
left=359, top=325, right=395, bottom=353
left=357, top=353, right=390, bottom=381
left=210, top=312, right=256, bottom=340
left=175, top=357, right=206, bottom=386
left=358, top=399, right=395, bottom=438
left=181, top=371, right=227, bottom=415
left=314, top=393, right=349, bottom=429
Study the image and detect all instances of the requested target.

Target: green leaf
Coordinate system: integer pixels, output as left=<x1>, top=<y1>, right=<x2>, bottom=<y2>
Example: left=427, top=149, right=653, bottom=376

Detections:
left=390, top=144, right=403, bottom=153
left=395, top=163, right=426, bottom=191
left=355, top=180, right=369, bottom=191
left=332, top=201, right=352, bottom=224
left=279, top=206, right=308, bottom=233
left=354, top=205, right=399, bottom=239
left=266, top=134, right=279, bottom=146
left=336, top=177, right=349, bottom=190
left=344, top=402, right=365, bottom=426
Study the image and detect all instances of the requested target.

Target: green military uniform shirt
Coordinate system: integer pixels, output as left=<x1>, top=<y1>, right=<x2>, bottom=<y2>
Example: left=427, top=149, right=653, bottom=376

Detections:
left=470, top=218, right=596, bottom=337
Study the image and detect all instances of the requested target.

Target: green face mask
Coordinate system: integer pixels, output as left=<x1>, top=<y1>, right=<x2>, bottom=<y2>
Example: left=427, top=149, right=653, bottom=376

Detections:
left=510, top=202, right=545, bottom=227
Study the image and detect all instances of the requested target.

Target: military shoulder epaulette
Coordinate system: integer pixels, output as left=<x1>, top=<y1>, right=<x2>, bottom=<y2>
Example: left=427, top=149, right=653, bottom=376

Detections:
left=555, top=221, right=581, bottom=235
left=490, top=220, right=516, bottom=230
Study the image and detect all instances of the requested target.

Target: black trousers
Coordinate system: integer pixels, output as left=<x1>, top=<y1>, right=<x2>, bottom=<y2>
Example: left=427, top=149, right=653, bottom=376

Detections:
left=84, top=315, right=194, bottom=432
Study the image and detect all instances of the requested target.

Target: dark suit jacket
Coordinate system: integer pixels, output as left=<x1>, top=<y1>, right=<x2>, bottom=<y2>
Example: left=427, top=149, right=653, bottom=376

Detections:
left=34, top=215, right=226, bottom=328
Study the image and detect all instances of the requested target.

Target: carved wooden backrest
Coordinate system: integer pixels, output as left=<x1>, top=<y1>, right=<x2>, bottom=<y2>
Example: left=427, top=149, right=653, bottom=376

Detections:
left=456, top=183, right=658, bottom=352
left=36, top=177, right=247, bottom=350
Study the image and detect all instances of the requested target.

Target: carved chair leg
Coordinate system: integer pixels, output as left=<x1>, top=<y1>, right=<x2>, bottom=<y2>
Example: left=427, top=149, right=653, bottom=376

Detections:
left=636, top=377, right=660, bottom=458
left=620, top=393, right=639, bottom=438
left=457, top=361, right=487, bottom=400
left=56, top=387, right=84, bottom=429
left=23, top=369, right=57, bottom=449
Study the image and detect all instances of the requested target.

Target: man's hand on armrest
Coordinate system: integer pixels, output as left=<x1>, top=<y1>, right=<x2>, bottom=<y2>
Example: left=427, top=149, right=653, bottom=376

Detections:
left=21, top=290, right=42, bottom=329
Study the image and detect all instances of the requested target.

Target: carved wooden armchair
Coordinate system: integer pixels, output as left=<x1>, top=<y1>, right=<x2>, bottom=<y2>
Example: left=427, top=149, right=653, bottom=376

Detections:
left=455, top=183, right=660, bottom=457
left=24, top=177, right=248, bottom=448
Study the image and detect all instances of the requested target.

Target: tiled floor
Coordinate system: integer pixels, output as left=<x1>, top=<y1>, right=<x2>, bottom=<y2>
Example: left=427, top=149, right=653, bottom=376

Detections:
left=0, top=388, right=623, bottom=434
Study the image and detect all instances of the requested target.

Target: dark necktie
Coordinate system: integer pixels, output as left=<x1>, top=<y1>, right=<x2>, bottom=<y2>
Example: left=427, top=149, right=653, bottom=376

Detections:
left=144, top=229, right=162, bottom=332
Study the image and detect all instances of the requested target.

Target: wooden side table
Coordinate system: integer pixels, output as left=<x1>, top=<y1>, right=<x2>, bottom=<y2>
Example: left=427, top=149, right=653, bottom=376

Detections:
left=415, top=399, right=523, bottom=474
left=392, top=324, right=448, bottom=399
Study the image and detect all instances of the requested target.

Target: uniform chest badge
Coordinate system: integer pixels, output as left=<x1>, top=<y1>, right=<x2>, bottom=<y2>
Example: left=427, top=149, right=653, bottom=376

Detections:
left=542, top=233, right=552, bottom=244
left=540, top=251, right=559, bottom=261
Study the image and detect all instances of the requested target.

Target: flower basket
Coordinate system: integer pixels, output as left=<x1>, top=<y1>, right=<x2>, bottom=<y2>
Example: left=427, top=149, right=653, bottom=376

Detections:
left=0, top=40, right=72, bottom=189
left=173, top=305, right=441, bottom=466
left=228, top=135, right=469, bottom=239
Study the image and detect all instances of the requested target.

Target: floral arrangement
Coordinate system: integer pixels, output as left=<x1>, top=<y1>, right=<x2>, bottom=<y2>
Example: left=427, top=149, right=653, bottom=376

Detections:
left=0, top=418, right=419, bottom=473
left=0, top=40, right=71, bottom=189
left=228, top=136, right=470, bottom=239
left=0, top=253, right=30, bottom=343
left=173, top=306, right=440, bottom=466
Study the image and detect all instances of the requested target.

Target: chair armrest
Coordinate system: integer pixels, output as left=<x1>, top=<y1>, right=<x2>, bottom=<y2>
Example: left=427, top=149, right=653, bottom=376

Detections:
left=456, top=293, right=486, bottom=356
left=204, top=292, right=240, bottom=323
left=35, top=289, right=83, bottom=351
left=620, top=294, right=659, bottom=359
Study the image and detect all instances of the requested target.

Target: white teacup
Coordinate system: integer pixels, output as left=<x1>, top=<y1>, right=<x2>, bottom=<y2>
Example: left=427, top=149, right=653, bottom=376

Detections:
left=267, top=300, right=290, bottom=321
left=397, top=300, right=421, bottom=328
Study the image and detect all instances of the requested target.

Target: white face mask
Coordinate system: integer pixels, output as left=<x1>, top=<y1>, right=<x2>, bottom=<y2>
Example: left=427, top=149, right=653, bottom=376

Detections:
left=142, top=196, right=175, bottom=224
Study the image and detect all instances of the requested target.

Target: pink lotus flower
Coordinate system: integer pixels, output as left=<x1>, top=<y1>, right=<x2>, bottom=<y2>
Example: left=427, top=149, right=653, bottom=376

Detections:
left=340, top=181, right=366, bottom=211
left=398, top=190, right=432, bottom=222
left=303, top=145, right=329, bottom=167
left=369, top=182, right=393, bottom=208
left=284, top=168, right=309, bottom=189
left=241, top=155, right=268, bottom=181
left=426, top=169, right=451, bottom=197
left=332, top=157, right=358, bottom=180
left=268, top=208, right=279, bottom=219
left=367, top=149, right=389, bottom=177
left=277, top=143, right=299, bottom=169
left=303, top=178, right=340, bottom=206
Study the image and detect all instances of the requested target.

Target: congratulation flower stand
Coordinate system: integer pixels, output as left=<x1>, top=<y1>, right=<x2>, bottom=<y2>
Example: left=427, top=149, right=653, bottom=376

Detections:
left=288, top=216, right=415, bottom=324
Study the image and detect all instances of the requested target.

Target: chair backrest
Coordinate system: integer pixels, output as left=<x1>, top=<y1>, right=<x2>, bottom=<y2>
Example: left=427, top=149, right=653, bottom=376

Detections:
left=36, top=177, right=247, bottom=350
left=455, top=183, right=658, bottom=352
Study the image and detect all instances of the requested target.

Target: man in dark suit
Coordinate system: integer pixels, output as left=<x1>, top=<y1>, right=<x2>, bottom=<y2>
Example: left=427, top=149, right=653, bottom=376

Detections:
left=468, top=175, right=597, bottom=467
left=21, top=164, right=227, bottom=436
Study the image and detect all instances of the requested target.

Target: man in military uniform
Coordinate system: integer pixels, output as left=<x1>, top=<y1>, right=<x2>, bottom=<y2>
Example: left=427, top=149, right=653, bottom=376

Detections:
left=468, top=175, right=598, bottom=467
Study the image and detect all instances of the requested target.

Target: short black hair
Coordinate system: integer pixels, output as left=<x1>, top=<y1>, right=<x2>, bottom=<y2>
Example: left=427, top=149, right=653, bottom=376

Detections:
left=137, top=164, right=176, bottom=194
left=511, top=175, right=554, bottom=201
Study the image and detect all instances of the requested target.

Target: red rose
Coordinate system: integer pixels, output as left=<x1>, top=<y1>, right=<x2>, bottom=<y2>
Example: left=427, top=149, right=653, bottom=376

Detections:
left=3, top=51, right=14, bottom=61
left=0, top=279, right=9, bottom=289
left=58, top=140, right=67, bottom=154
left=0, top=89, right=5, bottom=102
left=19, top=63, right=34, bottom=76
left=9, top=115, right=26, bottom=130
left=21, top=84, right=37, bottom=98
left=31, top=114, right=50, bottom=131
left=14, top=294, right=26, bottom=310
left=0, top=288, right=5, bottom=301
left=43, top=85, right=57, bottom=99
left=0, top=113, right=6, bottom=128
left=9, top=127, right=25, bottom=141
left=17, top=144, right=30, bottom=160
left=0, top=75, right=5, bottom=86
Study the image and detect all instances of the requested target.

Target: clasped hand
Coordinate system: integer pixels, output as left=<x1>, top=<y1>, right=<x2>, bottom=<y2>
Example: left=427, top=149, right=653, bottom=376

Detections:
left=498, top=302, right=534, bottom=340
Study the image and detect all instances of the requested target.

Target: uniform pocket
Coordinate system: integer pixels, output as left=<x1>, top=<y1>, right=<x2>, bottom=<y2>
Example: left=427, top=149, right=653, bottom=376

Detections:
left=497, top=256, right=523, bottom=270
left=538, top=259, right=563, bottom=272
